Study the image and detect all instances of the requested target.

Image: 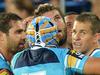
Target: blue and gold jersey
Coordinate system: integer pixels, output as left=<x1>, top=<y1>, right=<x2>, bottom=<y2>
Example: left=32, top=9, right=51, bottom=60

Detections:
left=65, top=50, right=88, bottom=75
left=65, top=48, right=100, bottom=75
left=90, top=48, right=100, bottom=57
left=0, top=53, right=13, bottom=75
left=11, top=47, right=88, bottom=75
left=11, top=46, right=68, bottom=75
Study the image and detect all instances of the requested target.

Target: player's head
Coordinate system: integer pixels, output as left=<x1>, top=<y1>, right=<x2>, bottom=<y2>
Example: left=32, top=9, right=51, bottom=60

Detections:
left=72, top=12, right=100, bottom=53
left=64, top=12, right=78, bottom=46
left=26, top=16, right=59, bottom=47
left=0, top=12, right=26, bottom=54
left=34, top=3, right=66, bottom=46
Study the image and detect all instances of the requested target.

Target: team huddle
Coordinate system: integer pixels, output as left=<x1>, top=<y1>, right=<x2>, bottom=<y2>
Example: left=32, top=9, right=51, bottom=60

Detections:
left=0, top=3, right=100, bottom=75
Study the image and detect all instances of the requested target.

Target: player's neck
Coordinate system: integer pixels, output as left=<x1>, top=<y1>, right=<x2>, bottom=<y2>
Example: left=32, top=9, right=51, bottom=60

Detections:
left=60, top=41, right=72, bottom=49
left=0, top=47, right=13, bottom=63
left=86, top=44, right=100, bottom=56
left=6, top=52, right=13, bottom=63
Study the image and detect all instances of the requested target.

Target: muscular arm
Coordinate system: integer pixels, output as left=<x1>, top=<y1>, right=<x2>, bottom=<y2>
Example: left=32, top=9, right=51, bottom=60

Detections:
left=65, top=50, right=100, bottom=74
left=84, top=57, right=100, bottom=74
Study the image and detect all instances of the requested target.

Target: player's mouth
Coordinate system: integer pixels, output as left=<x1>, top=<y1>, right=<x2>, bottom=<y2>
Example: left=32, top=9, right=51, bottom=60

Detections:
left=73, top=42, right=82, bottom=49
left=17, top=42, right=25, bottom=50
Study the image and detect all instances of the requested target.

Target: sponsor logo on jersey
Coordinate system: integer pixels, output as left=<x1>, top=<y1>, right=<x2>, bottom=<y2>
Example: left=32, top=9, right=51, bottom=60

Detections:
left=67, top=50, right=85, bottom=59
left=67, top=55, right=77, bottom=68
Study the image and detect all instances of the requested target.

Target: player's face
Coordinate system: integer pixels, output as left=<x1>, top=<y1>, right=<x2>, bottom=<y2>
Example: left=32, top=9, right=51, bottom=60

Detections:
left=42, top=9, right=66, bottom=44
left=6, top=20, right=26, bottom=53
left=64, top=14, right=77, bottom=44
left=72, top=21, right=95, bottom=53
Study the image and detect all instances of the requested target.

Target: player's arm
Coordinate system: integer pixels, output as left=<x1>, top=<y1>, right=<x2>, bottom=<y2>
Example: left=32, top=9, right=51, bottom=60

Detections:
left=65, top=49, right=100, bottom=74
left=84, top=57, right=100, bottom=74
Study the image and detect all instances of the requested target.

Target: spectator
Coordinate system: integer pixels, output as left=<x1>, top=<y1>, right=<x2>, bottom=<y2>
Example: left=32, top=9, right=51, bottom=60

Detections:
left=5, top=0, right=34, bottom=19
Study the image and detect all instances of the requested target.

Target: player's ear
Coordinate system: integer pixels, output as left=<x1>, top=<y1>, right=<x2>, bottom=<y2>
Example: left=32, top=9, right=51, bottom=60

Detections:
left=0, top=31, right=5, bottom=41
left=95, top=33, right=100, bottom=39
left=93, top=33, right=100, bottom=43
left=56, top=32, right=64, bottom=41
left=96, top=33, right=100, bottom=41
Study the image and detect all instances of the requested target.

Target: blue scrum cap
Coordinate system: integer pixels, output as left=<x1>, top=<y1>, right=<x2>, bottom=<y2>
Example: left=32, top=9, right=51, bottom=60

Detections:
left=26, top=16, right=59, bottom=47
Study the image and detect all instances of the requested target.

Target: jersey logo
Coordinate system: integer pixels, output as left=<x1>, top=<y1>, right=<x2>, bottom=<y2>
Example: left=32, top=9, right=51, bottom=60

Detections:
left=0, top=69, right=11, bottom=75
left=67, top=55, right=77, bottom=68
left=67, top=50, right=85, bottom=59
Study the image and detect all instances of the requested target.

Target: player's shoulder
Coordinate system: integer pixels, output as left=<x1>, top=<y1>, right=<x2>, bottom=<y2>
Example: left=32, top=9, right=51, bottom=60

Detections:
left=11, top=48, right=30, bottom=67
left=0, top=54, right=13, bottom=75
left=0, top=54, right=11, bottom=70
left=48, top=47, right=69, bottom=52
left=13, top=48, right=30, bottom=57
left=90, top=48, right=100, bottom=57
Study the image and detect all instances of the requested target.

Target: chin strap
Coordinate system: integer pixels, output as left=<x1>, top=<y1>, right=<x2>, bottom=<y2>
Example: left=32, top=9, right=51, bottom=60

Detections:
left=35, top=23, right=45, bottom=47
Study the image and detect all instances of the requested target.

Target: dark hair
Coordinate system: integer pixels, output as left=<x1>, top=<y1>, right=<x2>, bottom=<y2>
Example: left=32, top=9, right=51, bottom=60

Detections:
left=34, top=3, right=64, bottom=19
left=76, top=12, right=100, bottom=34
left=65, top=11, right=79, bottom=16
left=0, top=12, right=22, bottom=33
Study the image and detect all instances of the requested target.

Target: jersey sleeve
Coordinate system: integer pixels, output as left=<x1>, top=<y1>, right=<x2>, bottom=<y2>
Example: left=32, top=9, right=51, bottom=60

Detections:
left=64, top=50, right=88, bottom=74
left=0, top=58, right=10, bottom=70
left=90, top=49, right=100, bottom=57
